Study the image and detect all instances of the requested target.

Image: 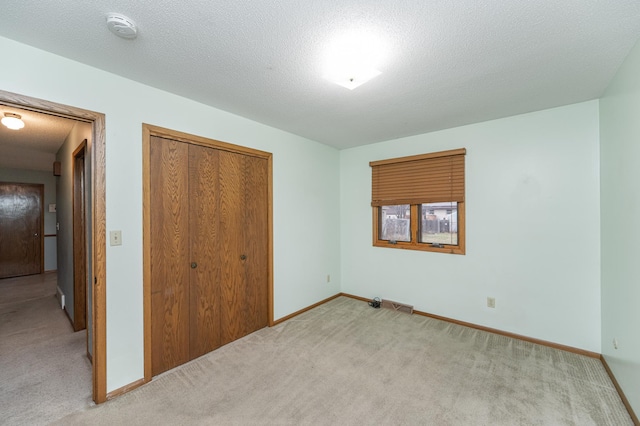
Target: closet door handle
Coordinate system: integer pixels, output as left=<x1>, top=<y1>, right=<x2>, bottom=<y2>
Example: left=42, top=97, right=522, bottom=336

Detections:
left=191, top=262, right=198, bottom=269
left=240, top=255, right=247, bottom=260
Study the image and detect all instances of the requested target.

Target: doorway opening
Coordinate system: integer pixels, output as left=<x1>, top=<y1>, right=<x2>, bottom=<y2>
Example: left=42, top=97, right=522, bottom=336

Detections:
left=0, top=90, right=107, bottom=403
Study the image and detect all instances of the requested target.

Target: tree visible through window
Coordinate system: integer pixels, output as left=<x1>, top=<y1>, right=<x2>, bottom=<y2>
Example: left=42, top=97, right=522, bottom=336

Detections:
left=380, top=204, right=410, bottom=242
left=370, top=149, right=466, bottom=254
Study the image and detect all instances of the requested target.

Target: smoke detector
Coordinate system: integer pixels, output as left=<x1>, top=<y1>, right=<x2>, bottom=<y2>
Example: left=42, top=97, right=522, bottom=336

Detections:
left=106, top=13, right=138, bottom=39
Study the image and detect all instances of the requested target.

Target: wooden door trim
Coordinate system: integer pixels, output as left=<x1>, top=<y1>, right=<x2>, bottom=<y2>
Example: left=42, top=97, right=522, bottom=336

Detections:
left=143, top=124, right=272, bottom=159
left=142, top=123, right=274, bottom=383
left=39, top=184, right=44, bottom=273
left=0, top=90, right=107, bottom=404
left=267, top=153, right=274, bottom=327
left=72, top=140, right=87, bottom=332
left=142, top=127, right=152, bottom=382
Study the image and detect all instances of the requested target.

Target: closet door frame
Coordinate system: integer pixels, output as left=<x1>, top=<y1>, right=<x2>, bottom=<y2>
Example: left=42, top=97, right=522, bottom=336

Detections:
left=142, top=123, right=274, bottom=383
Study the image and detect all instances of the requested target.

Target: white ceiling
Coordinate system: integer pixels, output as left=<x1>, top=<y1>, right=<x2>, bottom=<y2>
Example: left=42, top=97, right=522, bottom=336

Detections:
left=1, top=1, right=640, bottom=150
left=0, top=106, right=78, bottom=171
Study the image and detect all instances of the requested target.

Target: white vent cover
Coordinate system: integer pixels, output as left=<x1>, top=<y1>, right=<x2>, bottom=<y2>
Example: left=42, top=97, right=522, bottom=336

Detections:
left=106, top=13, right=137, bottom=39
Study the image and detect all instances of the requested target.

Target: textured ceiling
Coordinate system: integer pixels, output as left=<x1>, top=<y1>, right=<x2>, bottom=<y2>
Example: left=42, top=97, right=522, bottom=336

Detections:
left=0, top=106, right=77, bottom=171
left=1, top=1, right=640, bottom=149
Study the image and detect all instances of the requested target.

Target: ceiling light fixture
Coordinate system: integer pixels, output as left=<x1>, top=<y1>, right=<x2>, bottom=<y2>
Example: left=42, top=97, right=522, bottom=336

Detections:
left=1, top=113, right=25, bottom=130
left=323, top=30, right=385, bottom=90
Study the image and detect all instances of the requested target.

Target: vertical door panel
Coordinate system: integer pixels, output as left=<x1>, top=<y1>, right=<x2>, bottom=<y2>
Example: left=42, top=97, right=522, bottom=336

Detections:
left=149, top=133, right=270, bottom=375
left=243, top=156, right=269, bottom=335
left=188, top=144, right=221, bottom=358
left=73, top=150, right=87, bottom=331
left=150, top=136, right=190, bottom=375
left=0, top=183, right=43, bottom=279
left=218, top=150, right=246, bottom=345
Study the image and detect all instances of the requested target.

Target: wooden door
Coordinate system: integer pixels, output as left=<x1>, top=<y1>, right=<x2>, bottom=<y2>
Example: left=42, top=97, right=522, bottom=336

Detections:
left=188, top=144, right=221, bottom=359
left=218, top=150, right=246, bottom=345
left=0, top=182, right=43, bottom=279
left=218, top=151, right=268, bottom=344
left=242, top=155, right=269, bottom=335
left=150, top=137, right=190, bottom=375
left=73, top=143, right=87, bottom=331
left=149, top=134, right=269, bottom=376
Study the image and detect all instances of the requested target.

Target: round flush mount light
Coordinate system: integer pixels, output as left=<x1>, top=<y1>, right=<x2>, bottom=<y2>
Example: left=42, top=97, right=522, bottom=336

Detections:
left=2, top=113, right=25, bottom=130
left=106, top=13, right=138, bottom=39
left=323, top=29, right=386, bottom=90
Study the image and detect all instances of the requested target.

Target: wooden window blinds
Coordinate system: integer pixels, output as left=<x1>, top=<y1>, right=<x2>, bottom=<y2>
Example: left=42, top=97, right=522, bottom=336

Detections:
left=370, top=148, right=466, bottom=206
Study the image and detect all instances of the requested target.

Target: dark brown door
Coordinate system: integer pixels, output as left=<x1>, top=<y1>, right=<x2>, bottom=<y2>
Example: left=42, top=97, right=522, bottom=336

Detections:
left=0, top=182, right=43, bottom=279
left=149, top=136, right=268, bottom=376
left=73, top=143, right=87, bottom=331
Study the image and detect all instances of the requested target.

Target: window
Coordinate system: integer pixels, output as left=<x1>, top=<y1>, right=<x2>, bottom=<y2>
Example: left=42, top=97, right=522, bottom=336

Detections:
left=370, top=148, right=465, bottom=254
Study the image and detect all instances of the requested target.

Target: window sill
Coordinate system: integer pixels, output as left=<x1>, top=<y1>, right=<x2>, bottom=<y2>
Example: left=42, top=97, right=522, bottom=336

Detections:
left=373, top=241, right=465, bottom=255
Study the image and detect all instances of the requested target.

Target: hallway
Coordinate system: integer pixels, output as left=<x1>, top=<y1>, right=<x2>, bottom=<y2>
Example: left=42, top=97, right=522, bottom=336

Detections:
left=0, top=272, right=92, bottom=425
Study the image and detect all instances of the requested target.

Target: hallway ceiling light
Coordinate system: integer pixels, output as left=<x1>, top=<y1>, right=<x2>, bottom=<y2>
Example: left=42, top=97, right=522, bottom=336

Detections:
left=1, top=113, right=25, bottom=130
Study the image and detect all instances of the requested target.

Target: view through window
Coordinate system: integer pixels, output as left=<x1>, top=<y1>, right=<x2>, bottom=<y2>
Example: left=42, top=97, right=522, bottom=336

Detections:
left=370, top=149, right=465, bottom=254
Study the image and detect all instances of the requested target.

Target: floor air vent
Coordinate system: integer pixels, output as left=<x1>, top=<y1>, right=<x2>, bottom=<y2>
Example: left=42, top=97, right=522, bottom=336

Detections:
left=381, top=299, right=413, bottom=314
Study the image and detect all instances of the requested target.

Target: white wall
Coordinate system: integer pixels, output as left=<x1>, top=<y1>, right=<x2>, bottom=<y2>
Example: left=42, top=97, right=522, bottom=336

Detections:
left=340, top=101, right=601, bottom=352
left=55, top=122, right=92, bottom=320
left=0, top=167, right=57, bottom=271
left=0, top=36, right=341, bottom=392
left=600, top=38, right=640, bottom=414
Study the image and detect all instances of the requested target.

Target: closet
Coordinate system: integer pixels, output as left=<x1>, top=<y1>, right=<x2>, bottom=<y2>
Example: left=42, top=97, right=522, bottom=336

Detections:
left=148, top=133, right=269, bottom=376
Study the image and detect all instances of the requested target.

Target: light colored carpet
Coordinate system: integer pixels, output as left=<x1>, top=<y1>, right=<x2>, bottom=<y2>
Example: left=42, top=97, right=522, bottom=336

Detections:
left=0, top=273, right=93, bottom=426
left=55, top=296, right=632, bottom=425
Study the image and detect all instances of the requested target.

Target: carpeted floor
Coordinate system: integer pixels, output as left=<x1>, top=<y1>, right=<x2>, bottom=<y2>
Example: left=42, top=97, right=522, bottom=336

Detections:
left=0, top=272, right=93, bottom=426
left=54, top=296, right=632, bottom=425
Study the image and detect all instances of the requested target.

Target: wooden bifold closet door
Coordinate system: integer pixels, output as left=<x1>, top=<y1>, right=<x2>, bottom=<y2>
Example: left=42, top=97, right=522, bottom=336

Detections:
left=149, top=135, right=268, bottom=376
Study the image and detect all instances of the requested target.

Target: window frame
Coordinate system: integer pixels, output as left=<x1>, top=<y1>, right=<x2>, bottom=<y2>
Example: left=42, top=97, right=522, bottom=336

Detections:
left=371, top=149, right=466, bottom=255
left=373, top=202, right=465, bottom=254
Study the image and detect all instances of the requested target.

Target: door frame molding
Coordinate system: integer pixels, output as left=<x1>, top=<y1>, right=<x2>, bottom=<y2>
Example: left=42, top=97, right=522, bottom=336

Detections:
left=142, top=123, right=274, bottom=383
left=0, top=90, right=107, bottom=403
left=72, top=140, right=87, bottom=332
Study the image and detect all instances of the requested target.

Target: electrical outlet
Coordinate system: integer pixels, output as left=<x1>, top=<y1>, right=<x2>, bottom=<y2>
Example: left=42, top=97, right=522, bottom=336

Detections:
left=327, top=274, right=331, bottom=283
left=613, top=338, right=618, bottom=350
left=110, top=230, right=122, bottom=246
left=487, top=297, right=496, bottom=308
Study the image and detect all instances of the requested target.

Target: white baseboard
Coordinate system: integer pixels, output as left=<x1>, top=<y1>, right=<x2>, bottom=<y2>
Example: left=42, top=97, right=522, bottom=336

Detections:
left=56, top=286, right=65, bottom=309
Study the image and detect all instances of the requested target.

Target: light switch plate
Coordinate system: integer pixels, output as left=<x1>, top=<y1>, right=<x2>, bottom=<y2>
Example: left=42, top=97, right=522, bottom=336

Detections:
left=110, top=230, right=122, bottom=246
